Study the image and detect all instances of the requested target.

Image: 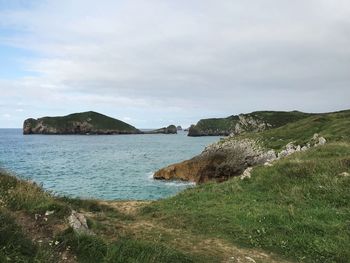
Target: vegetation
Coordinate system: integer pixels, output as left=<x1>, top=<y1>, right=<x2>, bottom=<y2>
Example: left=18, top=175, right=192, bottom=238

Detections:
left=24, top=111, right=140, bottom=134
left=241, top=109, right=350, bottom=151
left=188, top=110, right=313, bottom=136
left=0, top=171, right=196, bottom=262
left=0, top=209, right=38, bottom=262
left=143, top=143, right=350, bottom=262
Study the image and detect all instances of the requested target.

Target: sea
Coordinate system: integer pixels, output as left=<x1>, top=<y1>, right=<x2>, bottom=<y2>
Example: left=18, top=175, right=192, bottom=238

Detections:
left=0, top=129, right=221, bottom=200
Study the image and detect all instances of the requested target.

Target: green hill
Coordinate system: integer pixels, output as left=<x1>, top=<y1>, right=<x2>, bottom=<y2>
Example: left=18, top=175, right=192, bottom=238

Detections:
left=188, top=111, right=314, bottom=136
left=238, top=109, right=350, bottom=150
left=23, top=111, right=141, bottom=135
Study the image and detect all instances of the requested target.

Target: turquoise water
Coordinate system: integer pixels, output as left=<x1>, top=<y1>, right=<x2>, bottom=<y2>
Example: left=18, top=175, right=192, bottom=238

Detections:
left=0, top=129, right=220, bottom=200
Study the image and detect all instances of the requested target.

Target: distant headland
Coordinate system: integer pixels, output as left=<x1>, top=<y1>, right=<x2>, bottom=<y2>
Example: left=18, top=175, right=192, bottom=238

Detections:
left=23, top=111, right=177, bottom=135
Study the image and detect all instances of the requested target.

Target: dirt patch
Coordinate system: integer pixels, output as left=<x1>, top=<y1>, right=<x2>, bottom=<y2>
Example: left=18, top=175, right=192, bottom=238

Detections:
left=98, top=200, right=151, bottom=216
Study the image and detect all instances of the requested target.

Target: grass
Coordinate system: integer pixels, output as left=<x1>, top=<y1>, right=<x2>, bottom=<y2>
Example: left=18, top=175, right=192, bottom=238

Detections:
left=242, top=109, right=350, bottom=151
left=0, top=171, right=198, bottom=262
left=142, top=143, right=350, bottom=262
left=0, top=170, right=70, bottom=218
left=58, top=228, right=195, bottom=263
left=0, top=209, right=37, bottom=262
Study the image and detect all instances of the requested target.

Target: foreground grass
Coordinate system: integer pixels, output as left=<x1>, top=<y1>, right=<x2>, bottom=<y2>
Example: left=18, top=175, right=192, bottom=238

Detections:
left=0, top=171, right=196, bottom=262
left=143, top=143, right=350, bottom=262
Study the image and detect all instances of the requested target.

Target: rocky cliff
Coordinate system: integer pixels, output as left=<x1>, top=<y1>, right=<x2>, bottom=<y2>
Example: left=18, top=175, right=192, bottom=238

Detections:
left=23, top=111, right=141, bottom=135
left=188, top=111, right=313, bottom=137
left=154, top=109, right=348, bottom=183
left=154, top=134, right=327, bottom=183
left=154, top=138, right=276, bottom=183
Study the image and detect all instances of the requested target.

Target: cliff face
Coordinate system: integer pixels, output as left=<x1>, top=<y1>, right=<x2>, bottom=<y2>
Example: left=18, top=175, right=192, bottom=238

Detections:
left=154, top=109, right=349, bottom=184
left=154, top=138, right=277, bottom=183
left=188, top=111, right=313, bottom=137
left=153, top=134, right=328, bottom=183
left=23, top=111, right=141, bottom=135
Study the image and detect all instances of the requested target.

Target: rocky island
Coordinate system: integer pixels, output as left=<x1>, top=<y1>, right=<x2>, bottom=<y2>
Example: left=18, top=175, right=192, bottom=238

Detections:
left=23, top=111, right=141, bottom=135
left=144, top=125, right=177, bottom=134
left=188, top=110, right=313, bottom=136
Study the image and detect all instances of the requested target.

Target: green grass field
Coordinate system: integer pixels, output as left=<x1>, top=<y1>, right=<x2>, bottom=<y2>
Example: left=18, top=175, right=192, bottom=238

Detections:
left=143, top=143, right=350, bottom=262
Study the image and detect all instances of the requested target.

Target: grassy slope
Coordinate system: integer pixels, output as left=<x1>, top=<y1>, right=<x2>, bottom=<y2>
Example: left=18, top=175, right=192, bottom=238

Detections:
left=244, top=109, right=350, bottom=150
left=0, top=171, right=195, bottom=262
left=143, top=143, right=350, bottom=262
left=28, top=111, right=139, bottom=132
left=193, top=111, right=313, bottom=133
left=142, top=111, right=350, bottom=262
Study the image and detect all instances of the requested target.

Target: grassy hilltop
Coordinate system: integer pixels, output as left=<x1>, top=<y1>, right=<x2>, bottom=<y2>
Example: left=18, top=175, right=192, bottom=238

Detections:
left=188, top=111, right=314, bottom=136
left=23, top=111, right=141, bottom=135
left=1, top=109, right=350, bottom=262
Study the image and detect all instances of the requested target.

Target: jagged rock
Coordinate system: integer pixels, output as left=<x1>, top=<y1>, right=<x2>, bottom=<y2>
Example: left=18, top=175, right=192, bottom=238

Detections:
left=278, top=142, right=303, bottom=158
left=240, top=167, right=253, bottom=180
left=155, top=139, right=275, bottom=183
left=68, top=210, right=91, bottom=234
left=45, top=210, right=55, bottom=216
left=301, top=146, right=309, bottom=151
left=317, top=137, right=327, bottom=146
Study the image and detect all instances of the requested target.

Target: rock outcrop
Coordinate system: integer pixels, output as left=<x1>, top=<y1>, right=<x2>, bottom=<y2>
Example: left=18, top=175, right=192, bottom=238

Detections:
left=154, top=133, right=326, bottom=184
left=277, top=134, right=327, bottom=158
left=23, top=111, right=141, bottom=135
left=188, top=111, right=313, bottom=137
left=145, top=125, right=177, bottom=134
left=154, top=139, right=277, bottom=183
left=68, top=210, right=92, bottom=235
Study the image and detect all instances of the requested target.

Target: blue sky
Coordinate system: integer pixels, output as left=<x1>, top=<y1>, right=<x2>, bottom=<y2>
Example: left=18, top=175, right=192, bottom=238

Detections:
left=1, top=0, right=350, bottom=128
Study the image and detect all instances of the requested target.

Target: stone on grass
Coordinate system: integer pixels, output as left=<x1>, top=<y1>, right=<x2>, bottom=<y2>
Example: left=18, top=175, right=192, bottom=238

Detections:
left=68, top=210, right=91, bottom=234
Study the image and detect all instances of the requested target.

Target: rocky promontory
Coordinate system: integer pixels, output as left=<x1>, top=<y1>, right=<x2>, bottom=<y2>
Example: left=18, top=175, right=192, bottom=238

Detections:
left=154, top=138, right=276, bottom=183
left=145, top=125, right=177, bottom=134
left=154, top=134, right=327, bottom=183
left=154, top=109, right=343, bottom=183
left=23, top=111, right=141, bottom=135
left=188, top=111, right=313, bottom=137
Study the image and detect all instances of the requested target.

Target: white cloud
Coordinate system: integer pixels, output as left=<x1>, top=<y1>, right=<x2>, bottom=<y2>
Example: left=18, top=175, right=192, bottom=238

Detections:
left=0, top=0, right=350, bottom=128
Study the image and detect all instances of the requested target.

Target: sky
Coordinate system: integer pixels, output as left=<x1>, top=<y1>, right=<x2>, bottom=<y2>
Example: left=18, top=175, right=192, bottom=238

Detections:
left=0, top=0, right=349, bottom=128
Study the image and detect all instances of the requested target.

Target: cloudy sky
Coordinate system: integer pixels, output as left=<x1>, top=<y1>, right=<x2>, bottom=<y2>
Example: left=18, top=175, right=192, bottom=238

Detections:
left=0, top=0, right=349, bottom=128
